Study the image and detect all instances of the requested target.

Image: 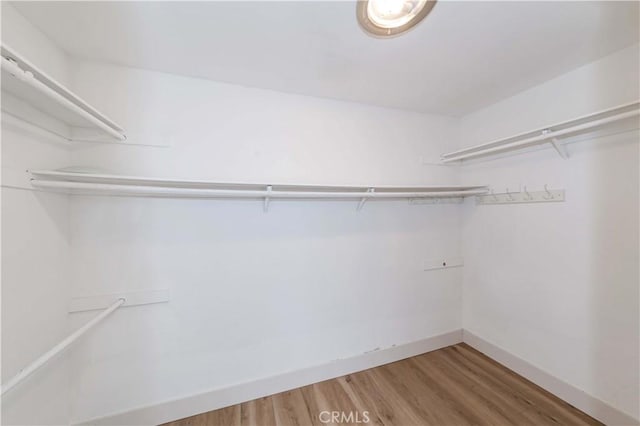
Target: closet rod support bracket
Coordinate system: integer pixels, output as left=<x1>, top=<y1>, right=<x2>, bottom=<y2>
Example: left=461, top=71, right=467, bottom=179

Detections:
left=264, top=185, right=272, bottom=213
left=549, top=137, right=569, bottom=159
left=357, top=188, right=374, bottom=211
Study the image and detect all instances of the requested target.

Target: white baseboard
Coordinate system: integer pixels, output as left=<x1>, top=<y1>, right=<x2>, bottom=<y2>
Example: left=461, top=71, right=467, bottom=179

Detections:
left=78, top=328, right=638, bottom=426
left=463, top=330, right=640, bottom=426
left=77, top=329, right=463, bottom=425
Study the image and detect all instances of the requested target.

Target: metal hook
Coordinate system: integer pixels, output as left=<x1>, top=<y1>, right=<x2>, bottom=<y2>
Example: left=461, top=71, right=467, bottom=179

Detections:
left=543, top=184, right=553, bottom=200
left=523, top=186, right=532, bottom=201
left=490, top=189, right=498, bottom=201
left=506, top=187, right=515, bottom=201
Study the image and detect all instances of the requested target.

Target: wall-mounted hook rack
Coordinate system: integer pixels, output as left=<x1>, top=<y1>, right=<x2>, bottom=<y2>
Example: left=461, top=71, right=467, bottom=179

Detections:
left=477, top=186, right=565, bottom=205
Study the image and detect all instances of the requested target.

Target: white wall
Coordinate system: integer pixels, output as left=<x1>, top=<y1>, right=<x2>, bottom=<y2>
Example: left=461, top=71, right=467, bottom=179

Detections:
left=1, top=3, right=73, bottom=425
left=1, top=149, right=70, bottom=426
left=459, top=44, right=640, bottom=420
left=66, top=61, right=459, bottom=184
left=64, top=62, right=464, bottom=423
left=1, top=2, right=71, bottom=86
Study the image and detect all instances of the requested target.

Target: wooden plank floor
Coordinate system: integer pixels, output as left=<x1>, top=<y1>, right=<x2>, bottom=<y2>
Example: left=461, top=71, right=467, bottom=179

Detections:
left=163, top=343, right=601, bottom=426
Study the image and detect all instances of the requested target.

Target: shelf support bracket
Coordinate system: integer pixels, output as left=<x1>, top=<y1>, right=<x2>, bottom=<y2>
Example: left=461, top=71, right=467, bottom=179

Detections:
left=549, top=138, right=569, bottom=159
left=357, top=188, right=374, bottom=211
left=264, top=185, right=272, bottom=213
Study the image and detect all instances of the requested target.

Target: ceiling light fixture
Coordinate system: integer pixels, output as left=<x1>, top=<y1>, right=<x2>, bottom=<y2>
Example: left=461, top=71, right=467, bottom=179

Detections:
left=357, top=0, right=436, bottom=38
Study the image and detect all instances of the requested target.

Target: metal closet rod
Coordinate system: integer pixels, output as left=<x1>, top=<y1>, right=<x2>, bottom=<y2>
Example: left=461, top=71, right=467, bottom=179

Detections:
left=0, top=298, right=125, bottom=396
left=30, top=179, right=489, bottom=199
left=441, top=103, right=640, bottom=163
left=1, top=56, right=126, bottom=142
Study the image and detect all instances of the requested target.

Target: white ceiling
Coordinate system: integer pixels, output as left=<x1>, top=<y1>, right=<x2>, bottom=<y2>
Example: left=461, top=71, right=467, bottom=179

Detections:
left=10, top=1, right=640, bottom=116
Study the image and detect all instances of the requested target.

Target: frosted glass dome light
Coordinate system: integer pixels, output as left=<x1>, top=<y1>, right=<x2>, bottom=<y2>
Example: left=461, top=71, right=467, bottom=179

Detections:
left=357, top=0, right=436, bottom=37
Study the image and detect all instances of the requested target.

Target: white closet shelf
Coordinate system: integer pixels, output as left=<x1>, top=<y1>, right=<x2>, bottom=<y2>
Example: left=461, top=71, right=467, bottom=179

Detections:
left=1, top=45, right=126, bottom=142
left=29, top=170, right=488, bottom=202
left=441, top=101, right=640, bottom=163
